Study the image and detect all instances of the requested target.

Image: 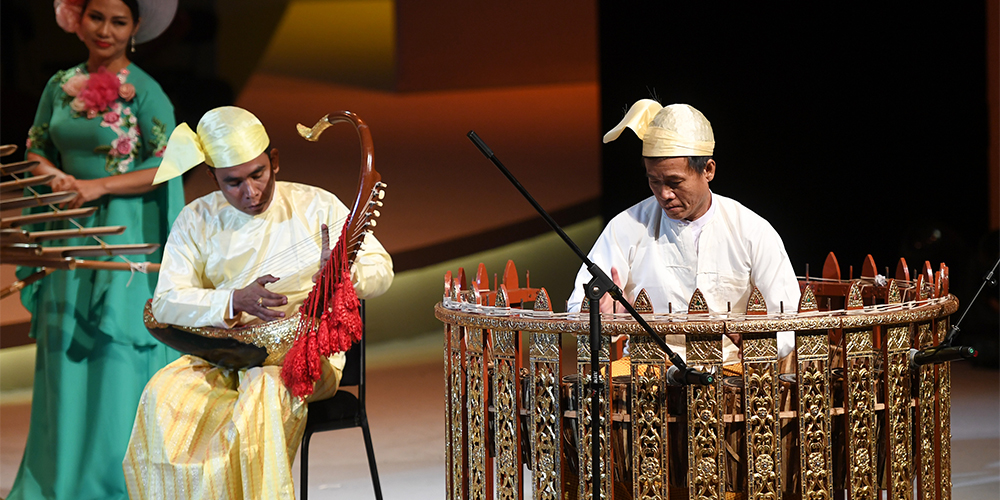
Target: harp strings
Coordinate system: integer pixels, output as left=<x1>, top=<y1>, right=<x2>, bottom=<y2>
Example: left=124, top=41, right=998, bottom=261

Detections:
left=225, top=212, right=372, bottom=293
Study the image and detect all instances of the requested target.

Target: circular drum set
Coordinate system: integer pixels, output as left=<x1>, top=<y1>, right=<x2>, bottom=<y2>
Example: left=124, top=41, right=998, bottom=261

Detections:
left=436, top=255, right=959, bottom=500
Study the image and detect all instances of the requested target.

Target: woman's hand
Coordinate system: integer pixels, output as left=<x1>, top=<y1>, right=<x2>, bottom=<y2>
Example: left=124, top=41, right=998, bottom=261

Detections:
left=233, top=274, right=288, bottom=321
left=49, top=173, right=77, bottom=193
left=65, top=178, right=108, bottom=209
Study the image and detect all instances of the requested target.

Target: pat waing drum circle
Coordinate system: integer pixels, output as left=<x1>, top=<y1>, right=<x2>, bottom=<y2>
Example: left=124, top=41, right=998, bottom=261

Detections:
left=436, top=256, right=959, bottom=500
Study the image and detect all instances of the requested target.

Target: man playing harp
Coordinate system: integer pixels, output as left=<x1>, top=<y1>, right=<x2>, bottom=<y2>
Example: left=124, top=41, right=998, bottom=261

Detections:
left=123, top=106, right=393, bottom=499
left=567, top=101, right=800, bottom=364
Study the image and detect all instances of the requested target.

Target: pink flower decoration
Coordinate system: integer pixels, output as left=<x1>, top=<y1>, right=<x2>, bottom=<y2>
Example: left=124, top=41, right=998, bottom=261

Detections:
left=115, top=138, right=133, bottom=156
left=69, top=97, right=87, bottom=112
left=26, top=138, right=33, bottom=148
left=153, top=145, right=166, bottom=158
left=77, top=67, right=119, bottom=114
left=62, top=74, right=87, bottom=96
left=119, top=83, right=136, bottom=102
left=87, top=109, right=99, bottom=120
left=103, top=111, right=120, bottom=124
left=54, top=0, right=84, bottom=34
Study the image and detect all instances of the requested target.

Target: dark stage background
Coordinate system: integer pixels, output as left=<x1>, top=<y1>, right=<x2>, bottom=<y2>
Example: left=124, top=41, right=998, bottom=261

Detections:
left=599, top=3, right=997, bottom=356
left=600, top=3, right=990, bottom=275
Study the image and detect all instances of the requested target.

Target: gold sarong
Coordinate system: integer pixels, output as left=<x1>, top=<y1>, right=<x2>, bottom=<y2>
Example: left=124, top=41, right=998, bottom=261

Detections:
left=123, top=354, right=342, bottom=499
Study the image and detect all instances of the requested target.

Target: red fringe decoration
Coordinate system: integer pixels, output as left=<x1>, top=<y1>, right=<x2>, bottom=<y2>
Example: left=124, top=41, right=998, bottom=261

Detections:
left=281, top=221, right=362, bottom=398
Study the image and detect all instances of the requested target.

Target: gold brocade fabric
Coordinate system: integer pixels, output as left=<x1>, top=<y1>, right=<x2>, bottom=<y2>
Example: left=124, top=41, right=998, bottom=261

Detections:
left=123, top=354, right=342, bottom=499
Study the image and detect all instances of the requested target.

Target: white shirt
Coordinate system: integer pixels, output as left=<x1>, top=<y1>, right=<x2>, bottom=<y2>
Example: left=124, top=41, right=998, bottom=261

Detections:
left=567, top=193, right=800, bottom=363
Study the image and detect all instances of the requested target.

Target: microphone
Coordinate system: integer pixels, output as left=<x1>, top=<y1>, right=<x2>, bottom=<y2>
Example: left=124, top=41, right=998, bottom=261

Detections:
left=666, top=364, right=715, bottom=386
left=909, top=345, right=977, bottom=368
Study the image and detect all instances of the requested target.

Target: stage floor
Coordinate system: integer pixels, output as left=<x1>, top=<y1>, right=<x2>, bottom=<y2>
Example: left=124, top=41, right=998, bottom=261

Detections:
left=2, top=346, right=998, bottom=499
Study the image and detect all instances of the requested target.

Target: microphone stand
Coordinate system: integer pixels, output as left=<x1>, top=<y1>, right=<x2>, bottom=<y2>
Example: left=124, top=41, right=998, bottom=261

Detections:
left=467, top=131, right=714, bottom=500
left=941, top=256, right=999, bottom=347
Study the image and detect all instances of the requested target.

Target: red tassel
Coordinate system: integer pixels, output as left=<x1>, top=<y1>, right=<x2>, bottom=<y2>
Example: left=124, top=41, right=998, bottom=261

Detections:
left=281, top=326, right=321, bottom=397
left=281, top=220, right=366, bottom=397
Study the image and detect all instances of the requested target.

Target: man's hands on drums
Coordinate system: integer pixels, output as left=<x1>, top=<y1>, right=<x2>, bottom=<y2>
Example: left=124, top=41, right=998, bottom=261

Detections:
left=234, top=274, right=288, bottom=321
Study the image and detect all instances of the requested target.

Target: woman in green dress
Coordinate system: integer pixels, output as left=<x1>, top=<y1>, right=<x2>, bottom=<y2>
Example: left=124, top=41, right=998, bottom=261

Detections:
left=10, top=0, right=183, bottom=498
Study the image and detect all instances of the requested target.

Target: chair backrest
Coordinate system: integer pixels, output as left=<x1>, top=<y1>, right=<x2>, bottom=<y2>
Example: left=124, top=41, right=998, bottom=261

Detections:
left=337, top=300, right=365, bottom=390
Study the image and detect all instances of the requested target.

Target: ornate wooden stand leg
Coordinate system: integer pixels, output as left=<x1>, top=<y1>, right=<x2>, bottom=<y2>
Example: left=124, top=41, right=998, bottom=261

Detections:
left=935, top=319, right=953, bottom=500
left=844, top=325, right=878, bottom=500
left=578, top=334, right=612, bottom=500
left=447, top=324, right=466, bottom=500
left=797, top=329, right=833, bottom=499
left=631, top=335, right=670, bottom=500
left=465, top=328, right=486, bottom=500
left=530, top=332, right=562, bottom=499
left=883, top=324, right=913, bottom=500
left=915, top=321, right=936, bottom=500
left=467, top=329, right=488, bottom=500
left=493, top=328, right=521, bottom=500
left=686, top=333, right=725, bottom=500
left=742, top=331, right=781, bottom=500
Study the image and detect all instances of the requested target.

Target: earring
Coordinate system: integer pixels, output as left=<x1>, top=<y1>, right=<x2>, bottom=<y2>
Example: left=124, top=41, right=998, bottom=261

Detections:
left=130, top=35, right=136, bottom=53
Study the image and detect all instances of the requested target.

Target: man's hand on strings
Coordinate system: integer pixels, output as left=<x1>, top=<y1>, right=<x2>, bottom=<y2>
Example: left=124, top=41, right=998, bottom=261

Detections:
left=599, top=267, right=624, bottom=314
left=233, top=274, right=288, bottom=321
left=312, top=223, right=331, bottom=283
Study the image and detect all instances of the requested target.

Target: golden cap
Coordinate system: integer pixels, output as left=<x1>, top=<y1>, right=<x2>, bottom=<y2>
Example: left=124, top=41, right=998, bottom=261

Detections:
left=603, top=100, right=715, bottom=157
left=153, top=106, right=270, bottom=184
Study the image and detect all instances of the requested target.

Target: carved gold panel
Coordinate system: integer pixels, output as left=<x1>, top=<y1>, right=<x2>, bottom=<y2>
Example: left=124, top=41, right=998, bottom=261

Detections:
left=936, top=320, right=953, bottom=500
left=578, top=334, right=612, bottom=500
left=884, top=325, right=912, bottom=500
left=450, top=326, right=464, bottom=500
left=687, top=334, right=724, bottom=500
left=634, top=288, right=654, bottom=313
left=466, top=329, right=487, bottom=500
left=492, top=329, right=519, bottom=500
left=530, top=332, right=561, bottom=500
left=743, top=333, right=780, bottom=500
left=916, top=322, right=936, bottom=500
left=688, top=288, right=710, bottom=314
left=844, top=328, right=877, bottom=500
left=444, top=325, right=454, bottom=500
left=847, top=280, right=864, bottom=310
left=745, top=285, right=768, bottom=314
left=631, top=335, right=668, bottom=500
left=797, top=331, right=832, bottom=500
left=799, top=285, right=818, bottom=312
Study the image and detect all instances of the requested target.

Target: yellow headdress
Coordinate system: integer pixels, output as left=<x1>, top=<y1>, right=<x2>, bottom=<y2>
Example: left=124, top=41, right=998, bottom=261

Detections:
left=602, top=100, right=715, bottom=157
left=153, top=106, right=270, bottom=184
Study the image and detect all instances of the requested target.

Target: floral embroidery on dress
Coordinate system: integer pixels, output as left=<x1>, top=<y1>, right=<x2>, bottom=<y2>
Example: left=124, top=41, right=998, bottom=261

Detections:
left=93, top=103, right=141, bottom=174
left=53, top=66, right=144, bottom=175
left=26, top=124, right=49, bottom=152
left=149, top=117, right=168, bottom=158
left=60, top=67, right=135, bottom=120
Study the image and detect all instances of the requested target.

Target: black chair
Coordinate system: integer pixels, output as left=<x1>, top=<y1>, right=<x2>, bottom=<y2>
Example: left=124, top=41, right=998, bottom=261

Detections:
left=300, top=301, right=383, bottom=500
